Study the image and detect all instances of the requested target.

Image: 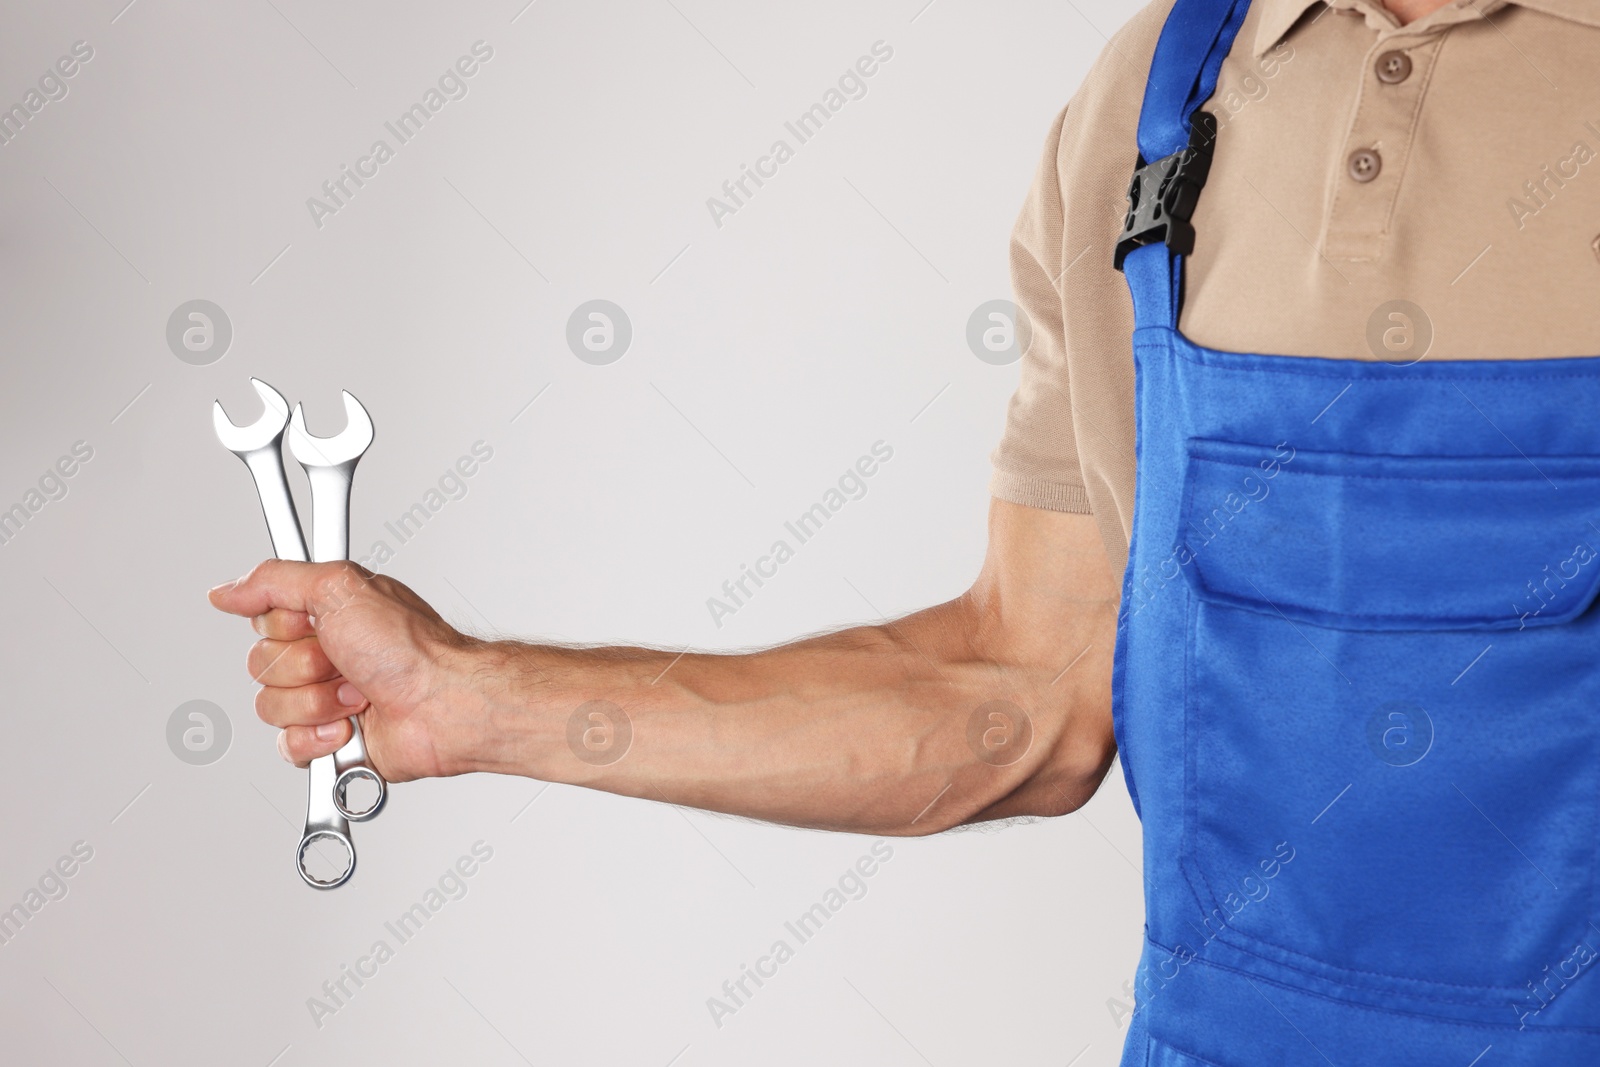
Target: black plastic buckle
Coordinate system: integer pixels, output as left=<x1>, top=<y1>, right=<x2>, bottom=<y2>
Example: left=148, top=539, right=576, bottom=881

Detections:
left=1113, top=111, right=1218, bottom=271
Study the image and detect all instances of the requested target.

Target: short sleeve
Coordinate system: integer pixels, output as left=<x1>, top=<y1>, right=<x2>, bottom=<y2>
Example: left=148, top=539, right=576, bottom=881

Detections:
left=988, top=104, right=1093, bottom=514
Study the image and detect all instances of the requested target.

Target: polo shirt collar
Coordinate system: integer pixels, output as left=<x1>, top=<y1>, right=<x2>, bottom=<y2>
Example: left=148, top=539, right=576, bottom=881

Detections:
left=1251, top=0, right=1600, bottom=57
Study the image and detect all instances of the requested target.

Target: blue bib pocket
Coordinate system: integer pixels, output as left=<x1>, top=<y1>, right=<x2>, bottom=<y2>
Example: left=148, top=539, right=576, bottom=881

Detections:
left=1174, top=438, right=1600, bottom=1004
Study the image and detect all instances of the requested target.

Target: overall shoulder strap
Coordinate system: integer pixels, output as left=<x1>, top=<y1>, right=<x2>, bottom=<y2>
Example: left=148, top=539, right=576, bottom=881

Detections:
left=1116, top=0, right=1253, bottom=330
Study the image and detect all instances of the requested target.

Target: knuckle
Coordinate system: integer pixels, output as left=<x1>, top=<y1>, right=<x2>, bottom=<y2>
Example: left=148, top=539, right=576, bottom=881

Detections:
left=271, top=609, right=312, bottom=641
left=313, top=561, right=367, bottom=612
left=289, top=685, right=322, bottom=726
left=284, top=726, right=314, bottom=763
left=255, top=686, right=279, bottom=724
left=247, top=639, right=297, bottom=684
left=255, top=681, right=314, bottom=726
left=280, top=639, right=315, bottom=679
left=244, top=558, right=280, bottom=587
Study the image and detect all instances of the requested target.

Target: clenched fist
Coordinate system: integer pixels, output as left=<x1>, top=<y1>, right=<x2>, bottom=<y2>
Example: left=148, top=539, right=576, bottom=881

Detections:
left=209, top=561, right=482, bottom=781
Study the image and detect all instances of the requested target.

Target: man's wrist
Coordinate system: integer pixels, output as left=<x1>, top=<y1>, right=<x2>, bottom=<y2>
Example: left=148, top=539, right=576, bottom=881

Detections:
left=425, top=638, right=512, bottom=776
left=430, top=637, right=566, bottom=778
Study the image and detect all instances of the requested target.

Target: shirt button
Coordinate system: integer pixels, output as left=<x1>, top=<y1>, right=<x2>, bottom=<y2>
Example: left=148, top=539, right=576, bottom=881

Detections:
left=1348, top=148, right=1382, bottom=183
left=1376, top=50, right=1413, bottom=84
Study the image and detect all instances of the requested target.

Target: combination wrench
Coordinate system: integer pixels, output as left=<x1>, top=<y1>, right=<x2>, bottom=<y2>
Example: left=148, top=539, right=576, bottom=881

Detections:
left=285, top=391, right=387, bottom=827
left=213, top=379, right=386, bottom=889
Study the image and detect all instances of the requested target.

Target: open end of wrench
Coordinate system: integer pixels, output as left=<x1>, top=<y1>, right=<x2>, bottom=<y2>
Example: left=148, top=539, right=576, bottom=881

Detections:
left=212, top=378, right=292, bottom=453
left=287, top=391, right=374, bottom=467
left=297, top=829, right=356, bottom=890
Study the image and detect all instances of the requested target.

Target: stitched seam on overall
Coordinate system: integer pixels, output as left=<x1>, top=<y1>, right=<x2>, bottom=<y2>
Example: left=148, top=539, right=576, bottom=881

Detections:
left=1112, top=341, right=1157, bottom=820
left=1186, top=592, right=1545, bottom=630
left=1182, top=457, right=1600, bottom=624
left=1152, top=328, right=1600, bottom=380
left=1182, top=601, right=1244, bottom=965
left=1143, top=1037, right=1232, bottom=1067
left=1146, top=935, right=1600, bottom=1027
left=1180, top=588, right=1213, bottom=921
left=1177, top=472, right=1249, bottom=923
left=1192, top=455, right=1600, bottom=485
left=1210, top=922, right=1528, bottom=998
left=1184, top=352, right=1600, bottom=382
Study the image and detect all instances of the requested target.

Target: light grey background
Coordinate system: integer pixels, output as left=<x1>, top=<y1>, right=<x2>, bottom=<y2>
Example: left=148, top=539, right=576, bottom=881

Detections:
left=0, top=1, right=1147, bottom=1063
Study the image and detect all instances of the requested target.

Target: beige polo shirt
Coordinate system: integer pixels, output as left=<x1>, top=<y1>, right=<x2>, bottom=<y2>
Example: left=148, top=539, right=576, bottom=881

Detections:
left=990, top=0, right=1600, bottom=573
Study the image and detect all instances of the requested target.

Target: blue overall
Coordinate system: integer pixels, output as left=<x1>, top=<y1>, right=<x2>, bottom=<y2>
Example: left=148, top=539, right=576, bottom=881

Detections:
left=1114, top=2, right=1600, bottom=1063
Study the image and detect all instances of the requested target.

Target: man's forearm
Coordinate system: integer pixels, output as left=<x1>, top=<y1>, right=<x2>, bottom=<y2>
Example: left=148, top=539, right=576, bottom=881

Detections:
left=213, top=501, right=1120, bottom=827
left=439, top=592, right=1117, bottom=836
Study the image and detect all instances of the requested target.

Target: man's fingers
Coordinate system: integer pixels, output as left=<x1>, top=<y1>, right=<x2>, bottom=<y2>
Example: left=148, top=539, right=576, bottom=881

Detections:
left=208, top=559, right=372, bottom=619
left=277, top=721, right=351, bottom=767
left=256, top=678, right=355, bottom=728
left=252, top=608, right=315, bottom=641
left=247, top=637, right=337, bottom=687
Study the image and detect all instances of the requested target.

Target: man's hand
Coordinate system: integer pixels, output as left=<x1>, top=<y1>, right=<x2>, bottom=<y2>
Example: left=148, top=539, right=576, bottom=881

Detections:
left=208, top=561, right=476, bottom=782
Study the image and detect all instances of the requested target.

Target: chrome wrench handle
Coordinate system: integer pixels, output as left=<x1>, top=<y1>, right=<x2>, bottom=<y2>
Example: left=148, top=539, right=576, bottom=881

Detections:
left=242, top=447, right=309, bottom=562
left=300, top=462, right=354, bottom=565
left=214, top=380, right=356, bottom=889
left=299, top=750, right=357, bottom=890
left=289, top=395, right=388, bottom=824
left=213, top=380, right=309, bottom=564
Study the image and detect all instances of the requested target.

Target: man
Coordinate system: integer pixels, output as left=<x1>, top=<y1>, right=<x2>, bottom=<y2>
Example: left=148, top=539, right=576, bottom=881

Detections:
left=213, top=0, right=1600, bottom=1061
